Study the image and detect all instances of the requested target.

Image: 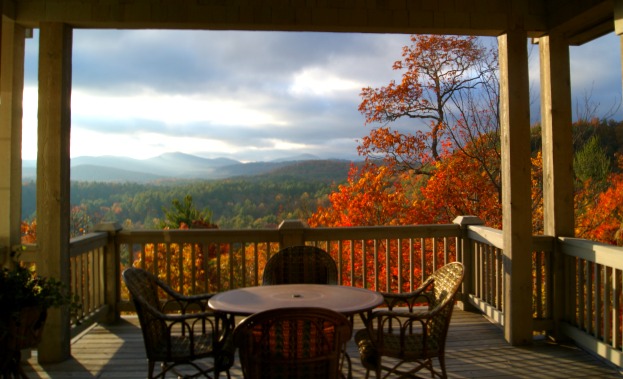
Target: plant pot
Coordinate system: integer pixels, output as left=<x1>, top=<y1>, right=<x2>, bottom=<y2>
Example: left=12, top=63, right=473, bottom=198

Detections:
left=0, top=306, right=47, bottom=378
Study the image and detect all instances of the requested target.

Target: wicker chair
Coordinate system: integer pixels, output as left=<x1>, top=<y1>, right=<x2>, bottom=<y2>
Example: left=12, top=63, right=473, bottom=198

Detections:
left=233, top=307, right=353, bottom=379
left=261, top=245, right=338, bottom=285
left=122, top=267, right=234, bottom=379
left=355, top=262, right=464, bottom=379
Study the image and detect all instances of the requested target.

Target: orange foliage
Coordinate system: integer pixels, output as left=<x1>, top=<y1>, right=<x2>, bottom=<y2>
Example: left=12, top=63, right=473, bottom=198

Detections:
left=575, top=154, right=623, bottom=245
left=417, top=149, right=502, bottom=227
left=308, top=163, right=423, bottom=227
left=358, top=35, right=488, bottom=169
left=20, top=220, right=37, bottom=244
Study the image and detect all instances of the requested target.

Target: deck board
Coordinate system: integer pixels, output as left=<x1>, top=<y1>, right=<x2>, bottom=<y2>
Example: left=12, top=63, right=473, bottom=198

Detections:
left=21, top=309, right=623, bottom=378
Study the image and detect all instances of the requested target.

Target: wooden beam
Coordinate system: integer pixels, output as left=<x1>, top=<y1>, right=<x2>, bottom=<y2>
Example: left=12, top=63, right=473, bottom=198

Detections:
left=499, top=27, right=534, bottom=346
left=11, top=0, right=547, bottom=37
left=0, top=16, right=25, bottom=263
left=36, top=21, right=72, bottom=363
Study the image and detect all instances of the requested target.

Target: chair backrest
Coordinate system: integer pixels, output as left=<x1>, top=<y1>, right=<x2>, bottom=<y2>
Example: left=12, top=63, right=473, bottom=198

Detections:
left=233, top=307, right=352, bottom=379
left=428, top=262, right=464, bottom=309
left=122, top=267, right=169, bottom=358
left=426, top=262, right=464, bottom=343
left=262, top=245, right=338, bottom=285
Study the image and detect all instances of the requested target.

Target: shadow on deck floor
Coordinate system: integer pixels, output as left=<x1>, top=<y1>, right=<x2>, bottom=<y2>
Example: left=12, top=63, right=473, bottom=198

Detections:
left=21, top=309, right=623, bottom=378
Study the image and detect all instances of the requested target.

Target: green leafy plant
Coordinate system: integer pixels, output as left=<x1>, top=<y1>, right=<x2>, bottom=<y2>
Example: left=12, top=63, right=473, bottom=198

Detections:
left=0, top=252, right=77, bottom=321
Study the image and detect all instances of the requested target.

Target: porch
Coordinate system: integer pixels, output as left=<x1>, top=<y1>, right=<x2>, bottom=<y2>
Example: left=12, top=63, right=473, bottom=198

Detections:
left=1, top=0, right=622, bottom=369
left=14, top=217, right=623, bottom=375
left=21, top=311, right=622, bottom=378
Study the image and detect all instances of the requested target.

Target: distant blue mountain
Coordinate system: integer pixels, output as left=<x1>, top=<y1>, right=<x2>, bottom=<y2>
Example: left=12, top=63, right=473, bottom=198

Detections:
left=21, top=153, right=356, bottom=183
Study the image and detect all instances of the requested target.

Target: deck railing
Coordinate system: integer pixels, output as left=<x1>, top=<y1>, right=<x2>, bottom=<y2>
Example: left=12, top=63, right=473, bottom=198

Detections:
left=114, top=220, right=464, bottom=311
left=17, top=230, right=112, bottom=338
left=559, top=237, right=623, bottom=367
left=464, top=224, right=556, bottom=330
left=40, top=217, right=622, bottom=368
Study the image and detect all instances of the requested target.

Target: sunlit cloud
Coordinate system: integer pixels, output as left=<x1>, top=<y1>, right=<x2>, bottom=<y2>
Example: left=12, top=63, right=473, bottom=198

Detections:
left=289, top=68, right=361, bottom=97
left=71, top=89, right=285, bottom=127
left=70, top=129, right=240, bottom=159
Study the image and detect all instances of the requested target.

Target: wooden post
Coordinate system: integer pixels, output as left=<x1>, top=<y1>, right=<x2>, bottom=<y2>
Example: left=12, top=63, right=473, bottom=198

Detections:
left=94, top=222, right=123, bottom=324
left=453, top=215, right=484, bottom=312
left=617, top=1, right=623, bottom=97
left=0, top=16, right=25, bottom=265
left=499, top=28, right=534, bottom=345
left=278, top=219, right=308, bottom=249
left=539, top=33, right=574, bottom=340
left=36, top=22, right=73, bottom=363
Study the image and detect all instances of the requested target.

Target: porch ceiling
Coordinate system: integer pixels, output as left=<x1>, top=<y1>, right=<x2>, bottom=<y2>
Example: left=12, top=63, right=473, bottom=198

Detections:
left=3, top=0, right=615, bottom=44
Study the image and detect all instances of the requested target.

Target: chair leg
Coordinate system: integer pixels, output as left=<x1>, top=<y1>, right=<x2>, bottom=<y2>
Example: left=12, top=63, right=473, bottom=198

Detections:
left=438, top=356, right=447, bottom=379
left=147, top=360, right=155, bottom=379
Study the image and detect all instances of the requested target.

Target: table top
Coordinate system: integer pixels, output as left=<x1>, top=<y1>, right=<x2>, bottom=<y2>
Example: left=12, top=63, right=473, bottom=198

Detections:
left=208, top=284, right=384, bottom=316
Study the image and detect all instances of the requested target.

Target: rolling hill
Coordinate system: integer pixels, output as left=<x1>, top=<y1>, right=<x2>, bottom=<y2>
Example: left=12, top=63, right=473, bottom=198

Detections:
left=22, top=152, right=359, bottom=183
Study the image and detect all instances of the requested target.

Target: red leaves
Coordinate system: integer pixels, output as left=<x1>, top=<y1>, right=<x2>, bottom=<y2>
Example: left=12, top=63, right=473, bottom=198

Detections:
left=358, top=34, right=491, bottom=172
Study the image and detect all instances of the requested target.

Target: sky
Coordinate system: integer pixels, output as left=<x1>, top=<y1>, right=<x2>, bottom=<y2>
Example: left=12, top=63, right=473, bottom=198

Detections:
left=21, top=30, right=623, bottom=163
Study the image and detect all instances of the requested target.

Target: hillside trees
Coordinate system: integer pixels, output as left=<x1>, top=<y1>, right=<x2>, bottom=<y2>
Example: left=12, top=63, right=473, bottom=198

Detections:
left=310, top=34, right=623, bottom=290
left=312, top=33, right=623, bottom=245
left=22, top=177, right=337, bottom=232
left=314, top=35, right=505, bottom=229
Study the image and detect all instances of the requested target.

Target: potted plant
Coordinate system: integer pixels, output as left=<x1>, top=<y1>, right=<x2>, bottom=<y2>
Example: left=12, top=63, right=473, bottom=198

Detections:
left=0, top=251, right=76, bottom=377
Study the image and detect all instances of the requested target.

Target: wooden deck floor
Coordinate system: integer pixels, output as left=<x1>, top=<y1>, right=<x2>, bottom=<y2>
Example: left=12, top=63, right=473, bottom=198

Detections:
left=21, top=309, right=623, bottom=378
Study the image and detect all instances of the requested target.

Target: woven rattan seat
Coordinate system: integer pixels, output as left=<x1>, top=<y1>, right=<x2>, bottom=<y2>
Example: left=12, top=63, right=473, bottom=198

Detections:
left=355, top=262, right=464, bottom=379
left=261, top=245, right=338, bottom=285
left=122, top=267, right=234, bottom=379
left=233, top=307, right=353, bottom=379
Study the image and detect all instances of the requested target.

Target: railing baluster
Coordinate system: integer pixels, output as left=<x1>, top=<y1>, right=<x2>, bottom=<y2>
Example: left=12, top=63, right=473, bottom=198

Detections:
left=229, top=243, right=235, bottom=290
left=349, top=240, right=355, bottom=287
left=397, top=239, right=403, bottom=293
left=385, top=239, right=390, bottom=292
left=420, top=238, right=426, bottom=285
left=409, top=238, right=414, bottom=292
left=191, top=243, right=197, bottom=294
left=535, top=251, right=542, bottom=319
left=604, top=267, right=612, bottom=348
left=432, top=237, right=437, bottom=271
left=615, top=269, right=622, bottom=350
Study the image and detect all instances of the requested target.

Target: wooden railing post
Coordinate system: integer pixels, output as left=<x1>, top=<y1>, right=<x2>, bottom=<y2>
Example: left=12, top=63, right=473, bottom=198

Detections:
left=453, top=215, right=484, bottom=312
left=94, top=222, right=123, bottom=324
left=278, top=219, right=308, bottom=249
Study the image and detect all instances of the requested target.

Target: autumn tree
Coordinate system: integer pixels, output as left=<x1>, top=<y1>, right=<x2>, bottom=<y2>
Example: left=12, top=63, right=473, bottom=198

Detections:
left=358, top=35, right=498, bottom=176
left=314, top=35, right=504, bottom=229
left=308, top=164, right=424, bottom=227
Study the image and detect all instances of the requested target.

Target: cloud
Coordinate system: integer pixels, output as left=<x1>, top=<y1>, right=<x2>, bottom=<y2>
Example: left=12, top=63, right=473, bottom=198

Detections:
left=528, top=33, right=622, bottom=121
left=22, top=30, right=622, bottom=162
left=24, top=29, right=410, bottom=161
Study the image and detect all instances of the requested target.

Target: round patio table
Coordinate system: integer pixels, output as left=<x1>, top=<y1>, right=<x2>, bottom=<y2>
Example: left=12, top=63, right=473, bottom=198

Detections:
left=208, top=284, right=383, bottom=316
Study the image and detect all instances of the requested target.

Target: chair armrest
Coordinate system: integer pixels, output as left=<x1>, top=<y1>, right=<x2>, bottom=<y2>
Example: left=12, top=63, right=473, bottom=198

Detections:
left=154, top=279, right=215, bottom=313
left=378, top=276, right=435, bottom=310
left=142, top=301, right=232, bottom=340
left=137, top=296, right=218, bottom=321
left=369, top=309, right=432, bottom=324
left=163, top=293, right=215, bottom=314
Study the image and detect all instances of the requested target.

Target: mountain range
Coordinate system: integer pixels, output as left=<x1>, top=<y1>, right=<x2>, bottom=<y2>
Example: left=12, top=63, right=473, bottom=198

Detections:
left=22, top=152, right=358, bottom=183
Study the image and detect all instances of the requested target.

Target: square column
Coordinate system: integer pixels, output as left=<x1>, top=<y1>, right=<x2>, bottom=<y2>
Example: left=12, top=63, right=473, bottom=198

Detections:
left=499, top=28, right=534, bottom=345
left=0, top=17, right=25, bottom=263
left=36, top=22, right=73, bottom=363
left=539, top=33, right=574, bottom=340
